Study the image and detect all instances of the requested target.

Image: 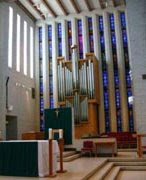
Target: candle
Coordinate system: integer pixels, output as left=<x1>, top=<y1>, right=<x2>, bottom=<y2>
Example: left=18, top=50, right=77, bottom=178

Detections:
left=59, top=129, right=63, bottom=139
left=48, top=128, right=52, bottom=139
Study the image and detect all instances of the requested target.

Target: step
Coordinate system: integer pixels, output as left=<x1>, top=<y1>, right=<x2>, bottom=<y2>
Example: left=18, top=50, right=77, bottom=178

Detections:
left=89, top=162, right=114, bottom=180
left=81, top=159, right=108, bottom=180
left=62, top=153, right=80, bottom=162
left=120, top=166, right=146, bottom=171
left=108, top=158, right=146, bottom=162
left=114, top=161, right=146, bottom=166
left=104, top=166, right=120, bottom=180
left=62, top=151, right=77, bottom=158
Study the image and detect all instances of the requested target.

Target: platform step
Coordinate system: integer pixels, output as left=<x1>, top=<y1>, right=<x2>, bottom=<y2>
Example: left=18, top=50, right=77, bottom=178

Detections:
left=62, top=151, right=77, bottom=158
left=120, top=166, right=146, bottom=171
left=108, top=158, right=146, bottom=162
left=89, top=162, right=114, bottom=180
left=81, top=159, right=108, bottom=180
left=114, top=161, right=146, bottom=166
left=62, top=153, right=80, bottom=162
left=104, top=166, right=120, bottom=180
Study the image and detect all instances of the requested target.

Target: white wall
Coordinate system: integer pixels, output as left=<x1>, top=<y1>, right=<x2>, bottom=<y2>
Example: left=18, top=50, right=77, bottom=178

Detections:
left=0, top=4, right=6, bottom=138
left=126, top=0, right=146, bottom=133
left=0, top=2, right=37, bottom=139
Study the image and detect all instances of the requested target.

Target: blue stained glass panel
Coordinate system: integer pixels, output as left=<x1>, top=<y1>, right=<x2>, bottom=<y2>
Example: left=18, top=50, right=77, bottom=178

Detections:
left=39, top=27, right=42, bottom=42
left=120, top=12, right=134, bottom=131
left=68, top=21, right=72, bottom=60
left=120, top=12, right=126, bottom=28
left=99, top=16, right=110, bottom=132
left=77, top=19, right=83, bottom=58
left=39, top=27, right=44, bottom=130
left=109, top=14, right=115, bottom=30
left=48, top=25, right=54, bottom=108
left=50, top=96, right=54, bottom=109
left=109, top=13, right=122, bottom=131
left=99, top=16, right=104, bottom=31
left=57, top=23, right=62, bottom=56
left=88, top=17, right=94, bottom=52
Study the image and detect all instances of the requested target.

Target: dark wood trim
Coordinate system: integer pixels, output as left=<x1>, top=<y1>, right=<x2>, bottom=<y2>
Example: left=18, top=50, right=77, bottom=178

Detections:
left=16, top=0, right=36, bottom=21
left=28, top=0, right=45, bottom=20
left=98, top=0, right=106, bottom=9
left=70, top=0, right=80, bottom=13
left=111, top=0, right=116, bottom=7
left=42, top=0, right=57, bottom=17
left=84, top=0, right=92, bottom=11
left=56, top=0, right=68, bottom=15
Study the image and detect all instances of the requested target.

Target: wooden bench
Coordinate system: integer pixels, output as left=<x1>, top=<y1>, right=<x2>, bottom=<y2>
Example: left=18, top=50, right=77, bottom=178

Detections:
left=22, top=131, right=44, bottom=140
left=101, top=132, right=137, bottom=148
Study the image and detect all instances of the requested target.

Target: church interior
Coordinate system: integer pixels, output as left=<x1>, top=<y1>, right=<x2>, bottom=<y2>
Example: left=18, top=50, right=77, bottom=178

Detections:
left=0, top=0, right=146, bottom=179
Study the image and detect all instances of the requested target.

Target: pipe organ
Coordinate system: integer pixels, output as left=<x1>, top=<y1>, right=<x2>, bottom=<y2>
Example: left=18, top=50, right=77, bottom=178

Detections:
left=57, top=45, right=100, bottom=138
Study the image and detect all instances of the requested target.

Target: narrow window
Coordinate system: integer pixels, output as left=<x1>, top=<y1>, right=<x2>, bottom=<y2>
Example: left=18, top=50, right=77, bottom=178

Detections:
left=8, top=7, right=13, bottom=68
left=24, top=21, right=27, bottom=75
left=16, top=14, right=21, bottom=72
left=30, top=27, right=34, bottom=78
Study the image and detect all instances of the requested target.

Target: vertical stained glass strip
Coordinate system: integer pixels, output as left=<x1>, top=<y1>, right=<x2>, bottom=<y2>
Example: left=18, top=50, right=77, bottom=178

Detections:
left=48, top=25, right=54, bottom=109
left=88, top=17, right=94, bottom=53
left=120, top=12, right=134, bottom=132
left=39, top=27, right=44, bottom=131
left=77, top=19, right=83, bottom=59
left=68, top=21, right=72, bottom=60
left=109, top=13, right=122, bottom=132
left=57, top=23, right=62, bottom=56
left=99, top=16, right=110, bottom=132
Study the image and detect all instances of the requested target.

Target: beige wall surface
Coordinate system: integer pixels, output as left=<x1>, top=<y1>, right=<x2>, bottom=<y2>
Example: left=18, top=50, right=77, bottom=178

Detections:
left=0, top=2, right=37, bottom=139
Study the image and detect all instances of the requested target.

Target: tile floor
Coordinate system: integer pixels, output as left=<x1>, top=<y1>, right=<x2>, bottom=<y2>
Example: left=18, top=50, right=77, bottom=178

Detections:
left=117, top=171, right=146, bottom=180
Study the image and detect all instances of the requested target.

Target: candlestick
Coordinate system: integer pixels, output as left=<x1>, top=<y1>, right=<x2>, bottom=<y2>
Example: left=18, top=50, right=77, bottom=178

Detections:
left=48, top=128, right=53, bottom=139
left=59, top=129, right=63, bottom=139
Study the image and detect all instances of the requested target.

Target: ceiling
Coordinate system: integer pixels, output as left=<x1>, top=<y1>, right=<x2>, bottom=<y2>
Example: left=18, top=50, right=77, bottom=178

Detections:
left=15, top=0, right=125, bottom=20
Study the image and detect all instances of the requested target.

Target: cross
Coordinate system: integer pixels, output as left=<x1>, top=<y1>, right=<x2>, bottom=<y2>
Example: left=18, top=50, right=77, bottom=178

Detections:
left=55, top=109, right=59, bottom=118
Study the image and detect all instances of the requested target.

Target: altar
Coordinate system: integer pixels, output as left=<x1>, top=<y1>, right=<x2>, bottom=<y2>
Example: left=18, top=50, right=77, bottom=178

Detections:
left=0, top=140, right=59, bottom=177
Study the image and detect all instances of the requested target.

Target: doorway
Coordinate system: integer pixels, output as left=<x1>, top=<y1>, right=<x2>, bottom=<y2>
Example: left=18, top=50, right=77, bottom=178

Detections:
left=6, top=115, right=17, bottom=140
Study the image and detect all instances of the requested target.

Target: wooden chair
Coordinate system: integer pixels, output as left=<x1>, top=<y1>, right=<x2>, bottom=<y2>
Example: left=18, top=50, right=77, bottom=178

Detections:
left=81, top=141, right=94, bottom=157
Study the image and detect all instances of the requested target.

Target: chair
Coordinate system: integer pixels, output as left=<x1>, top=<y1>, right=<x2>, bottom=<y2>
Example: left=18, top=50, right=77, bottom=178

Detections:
left=81, top=141, right=94, bottom=157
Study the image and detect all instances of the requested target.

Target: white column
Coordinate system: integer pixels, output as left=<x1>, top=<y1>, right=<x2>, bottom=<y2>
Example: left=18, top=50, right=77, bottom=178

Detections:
left=62, top=20, right=68, bottom=60
left=92, top=14, right=105, bottom=133
left=82, top=16, right=89, bottom=58
left=103, top=12, right=117, bottom=132
left=42, top=24, right=49, bottom=108
left=35, top=25, right=40, bottom=130
left=52, top=22, right=58, bottom=108
left=72, top=18, right=78, bottom=46
left=114, top=11, right=129, bottom=131
left=92, top=15, right=101, bottom=60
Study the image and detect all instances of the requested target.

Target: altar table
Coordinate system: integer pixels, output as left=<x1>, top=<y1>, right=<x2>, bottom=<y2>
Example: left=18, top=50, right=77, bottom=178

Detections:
left=0, top=140, right=59, bottom=177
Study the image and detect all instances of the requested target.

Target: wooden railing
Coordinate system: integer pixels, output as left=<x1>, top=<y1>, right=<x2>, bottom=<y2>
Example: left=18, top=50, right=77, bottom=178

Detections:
left=136, top=134, right=146, bottom=158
